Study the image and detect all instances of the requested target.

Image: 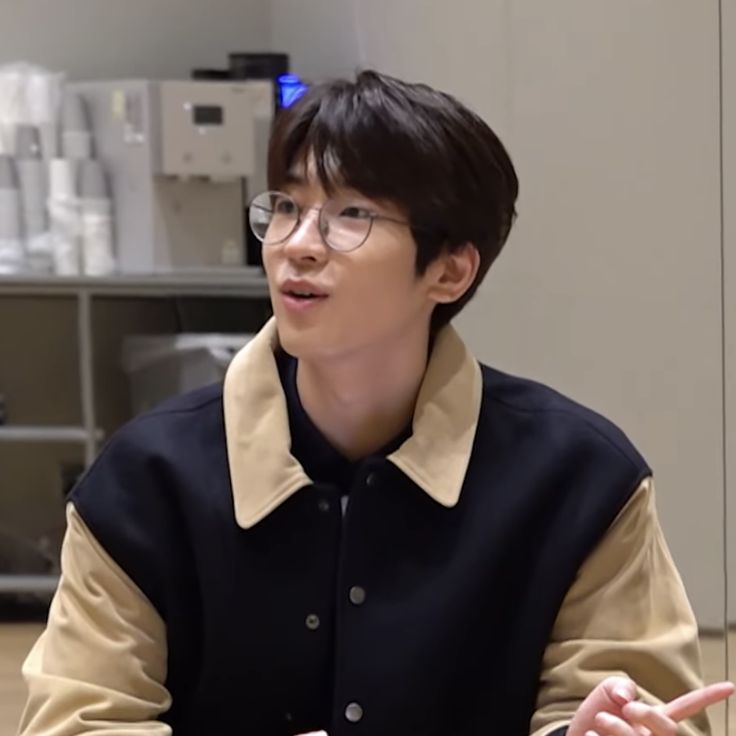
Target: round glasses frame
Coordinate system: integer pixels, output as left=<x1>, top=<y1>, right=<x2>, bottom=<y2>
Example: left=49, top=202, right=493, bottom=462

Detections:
left=248, top=190, right=415, bottom=253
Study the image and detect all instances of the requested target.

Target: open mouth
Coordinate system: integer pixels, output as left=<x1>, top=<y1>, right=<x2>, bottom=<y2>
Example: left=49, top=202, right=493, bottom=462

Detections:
left=287, top=291, right=321, bottom=299
left=284, top=290, right=328, bottom=301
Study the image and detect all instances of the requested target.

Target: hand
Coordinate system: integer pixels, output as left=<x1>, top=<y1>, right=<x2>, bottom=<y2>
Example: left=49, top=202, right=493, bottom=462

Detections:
left=567, top=676, right=734, bottom=736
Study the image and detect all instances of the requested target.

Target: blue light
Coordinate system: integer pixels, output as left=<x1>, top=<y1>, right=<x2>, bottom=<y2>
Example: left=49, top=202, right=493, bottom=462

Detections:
left=278, top=74, right=308, bottom=108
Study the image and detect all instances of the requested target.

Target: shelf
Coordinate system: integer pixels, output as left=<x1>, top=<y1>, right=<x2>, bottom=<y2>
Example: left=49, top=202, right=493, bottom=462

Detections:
left=0, top=574, right=59, bottom=595
left=0, top=268, right=271, bottom=298
left=0, top=426, right=102, bottom=443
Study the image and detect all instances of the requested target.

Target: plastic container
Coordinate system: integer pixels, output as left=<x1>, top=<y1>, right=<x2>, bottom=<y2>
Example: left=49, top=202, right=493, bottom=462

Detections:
left=121, top=333, right=253, bottom=415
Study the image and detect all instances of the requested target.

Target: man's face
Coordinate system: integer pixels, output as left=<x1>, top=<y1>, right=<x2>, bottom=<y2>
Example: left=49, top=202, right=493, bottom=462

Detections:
left=261, top=170, right=440, bottom=363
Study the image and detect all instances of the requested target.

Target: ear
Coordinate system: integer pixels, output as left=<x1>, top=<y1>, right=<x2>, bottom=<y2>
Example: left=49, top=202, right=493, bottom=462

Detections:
left=426, top=243, right=480, bottom=305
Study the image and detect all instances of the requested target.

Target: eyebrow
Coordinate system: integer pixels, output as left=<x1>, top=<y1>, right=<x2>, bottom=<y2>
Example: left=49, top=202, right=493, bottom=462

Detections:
left=284, top=169, right=307, bottom=186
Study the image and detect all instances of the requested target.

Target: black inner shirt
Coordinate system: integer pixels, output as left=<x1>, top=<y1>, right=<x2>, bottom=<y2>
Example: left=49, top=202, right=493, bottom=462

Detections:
left=275, top=347, right=412, bottom=490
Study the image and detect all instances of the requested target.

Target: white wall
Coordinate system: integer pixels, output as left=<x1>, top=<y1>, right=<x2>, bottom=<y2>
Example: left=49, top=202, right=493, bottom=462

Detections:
left=273, top=0, right=726, bottom=629
left=0, top=0, right=271, bottom=79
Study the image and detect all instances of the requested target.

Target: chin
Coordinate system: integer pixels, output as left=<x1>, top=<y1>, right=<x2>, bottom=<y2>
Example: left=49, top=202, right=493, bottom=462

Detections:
left=275, top=320, right=323, bottom=359
left=275, top=320, right=353, bottom=363
left=274, top=319, right=299, bottom=351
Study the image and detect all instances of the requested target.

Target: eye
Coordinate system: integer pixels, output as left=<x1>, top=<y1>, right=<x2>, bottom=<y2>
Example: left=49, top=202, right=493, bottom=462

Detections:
left=339, top=206, right=373, bottom=219
left=274, top=197, right=298, bottom=215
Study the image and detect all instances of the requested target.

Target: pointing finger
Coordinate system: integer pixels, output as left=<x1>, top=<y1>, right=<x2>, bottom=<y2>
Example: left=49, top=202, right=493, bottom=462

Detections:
left=664, top=682, right=735, bottom=722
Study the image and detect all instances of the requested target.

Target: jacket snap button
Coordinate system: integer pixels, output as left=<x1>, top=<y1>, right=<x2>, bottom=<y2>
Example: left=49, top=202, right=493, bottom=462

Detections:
left=365, top=472, right=376, bottom=487
left=305, top=614, right=320, bottom=630
left=349, top=586, right=366, bottom=605
left=345, top=702, right=364, bottom=722
left=317, top=498, right=330, bottom=513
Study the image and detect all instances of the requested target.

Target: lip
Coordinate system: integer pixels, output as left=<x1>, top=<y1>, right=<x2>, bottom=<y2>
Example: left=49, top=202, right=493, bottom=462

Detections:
left=281, top=292, right=329, bottom=313
left=280, top=279, right=329, bottom=297
left=278, top=279, right=330, bottom=314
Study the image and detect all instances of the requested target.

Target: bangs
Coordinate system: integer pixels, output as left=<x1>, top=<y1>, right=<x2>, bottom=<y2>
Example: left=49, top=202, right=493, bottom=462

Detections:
left=276, top=141, right=347, bottom=198
left=267, top=76, right=452, bottom=224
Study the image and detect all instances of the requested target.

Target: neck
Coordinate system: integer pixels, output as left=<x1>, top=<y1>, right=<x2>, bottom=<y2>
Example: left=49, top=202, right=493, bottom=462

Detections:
left=296, top=330, right=431, bottom=461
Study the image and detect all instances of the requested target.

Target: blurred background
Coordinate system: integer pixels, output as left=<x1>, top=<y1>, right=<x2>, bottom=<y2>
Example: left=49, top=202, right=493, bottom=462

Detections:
left=0, top=1, right=733, bottom=734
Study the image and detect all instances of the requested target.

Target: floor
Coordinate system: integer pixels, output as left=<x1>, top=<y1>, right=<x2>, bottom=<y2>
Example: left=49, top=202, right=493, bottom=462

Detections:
left=0, top=626, right=734, bottom=736
left=0, top=624, right=38, bottom=736
left=701, top=632, right=732, bottom=736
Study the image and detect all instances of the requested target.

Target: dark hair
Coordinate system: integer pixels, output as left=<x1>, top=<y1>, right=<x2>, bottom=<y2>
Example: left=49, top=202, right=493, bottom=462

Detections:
left=267, top=70, right=519, bottom=333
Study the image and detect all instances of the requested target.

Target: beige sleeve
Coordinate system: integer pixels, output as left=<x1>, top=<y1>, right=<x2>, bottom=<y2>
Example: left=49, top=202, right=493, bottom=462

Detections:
left=18, top=504, right=172, bottom=735
left=530, top=477, right=708, bottom=736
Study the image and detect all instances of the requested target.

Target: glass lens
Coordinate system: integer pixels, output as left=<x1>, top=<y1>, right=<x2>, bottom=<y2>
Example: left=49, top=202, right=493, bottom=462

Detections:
left=249, top=191, right=299, bottom=244
left=321, top=199, right=372, bottom=252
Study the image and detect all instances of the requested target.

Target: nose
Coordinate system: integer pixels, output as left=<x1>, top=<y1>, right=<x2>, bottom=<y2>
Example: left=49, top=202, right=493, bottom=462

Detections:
left=282, top=206, right=328, bottom=261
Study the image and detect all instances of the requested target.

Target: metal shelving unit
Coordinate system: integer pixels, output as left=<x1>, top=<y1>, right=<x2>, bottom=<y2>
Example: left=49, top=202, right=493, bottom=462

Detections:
left=0, top=575, right=60, bottom=595
left=0, top=426, right=102, bottom=443
left=0, top=268, right=270, bottom=595
left=0, top=269, right=270, bottom=299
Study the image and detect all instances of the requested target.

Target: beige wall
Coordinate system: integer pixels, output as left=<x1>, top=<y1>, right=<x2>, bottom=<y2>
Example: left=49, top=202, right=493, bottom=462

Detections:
left=271, top=0, right=360, bottom=82
left=273, top=0, right=726, bottom=629
left=483, top=3, right=724, bottom=631
left=0, top=0, right=271, bottom=79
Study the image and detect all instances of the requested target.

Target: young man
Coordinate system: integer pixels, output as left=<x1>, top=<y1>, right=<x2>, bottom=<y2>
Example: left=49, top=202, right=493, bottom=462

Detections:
left=18, top=71, right=731, bottom=736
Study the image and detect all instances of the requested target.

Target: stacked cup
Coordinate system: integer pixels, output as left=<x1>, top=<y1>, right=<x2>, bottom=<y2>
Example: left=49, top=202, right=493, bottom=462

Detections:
left=16, top=124, right=51, bottom=272
left=0, top=155, right=23, bottom=274
left=0, top=87, right=116, bottom=277
left=46, top=91, right=116, bottom=276
left=48, top=157, right=79, bottom=275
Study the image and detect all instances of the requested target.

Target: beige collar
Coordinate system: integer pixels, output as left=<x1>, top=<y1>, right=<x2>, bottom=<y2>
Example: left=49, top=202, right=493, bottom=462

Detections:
left=223, top=318, right=483, bottom=529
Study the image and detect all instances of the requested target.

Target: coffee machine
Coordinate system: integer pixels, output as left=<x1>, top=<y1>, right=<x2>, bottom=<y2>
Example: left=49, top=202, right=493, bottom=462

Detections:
left=68, top=79, right=273, bottom=274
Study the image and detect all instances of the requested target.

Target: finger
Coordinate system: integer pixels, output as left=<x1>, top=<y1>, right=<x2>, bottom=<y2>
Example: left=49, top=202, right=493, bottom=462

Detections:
left=631, top=722, right=652, bottom=736
left=595, top=712, right=639, bottom=736
left=622, top=701, right=677, bottom=735
left=604, top=677, right=639, bottom=707
left=664, top=682, right=735, bottom=721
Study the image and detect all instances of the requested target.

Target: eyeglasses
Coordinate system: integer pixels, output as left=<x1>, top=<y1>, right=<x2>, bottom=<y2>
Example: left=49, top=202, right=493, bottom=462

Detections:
left=248, top=190, right=413, bottom=253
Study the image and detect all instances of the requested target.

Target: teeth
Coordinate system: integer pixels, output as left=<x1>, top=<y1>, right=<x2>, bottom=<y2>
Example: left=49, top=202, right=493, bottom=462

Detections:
left=289, top=289, right=318, bottom=297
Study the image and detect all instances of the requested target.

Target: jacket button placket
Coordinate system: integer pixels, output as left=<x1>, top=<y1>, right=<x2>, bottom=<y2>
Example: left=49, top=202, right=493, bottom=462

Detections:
left=331, top=470, right=379, bottom=734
